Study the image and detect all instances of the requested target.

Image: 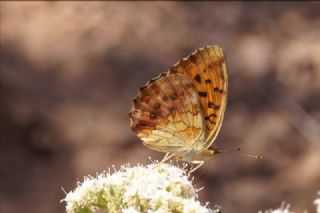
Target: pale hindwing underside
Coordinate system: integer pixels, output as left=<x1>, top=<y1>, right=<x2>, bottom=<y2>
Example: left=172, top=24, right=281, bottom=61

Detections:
left=170, top=45, right=228, bottom=147
left=130, top=73, right=206, bottom=153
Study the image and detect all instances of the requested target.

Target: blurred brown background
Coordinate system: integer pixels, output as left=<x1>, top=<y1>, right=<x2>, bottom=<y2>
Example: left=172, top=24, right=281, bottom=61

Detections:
left=1, top=2, right=320, bottom=213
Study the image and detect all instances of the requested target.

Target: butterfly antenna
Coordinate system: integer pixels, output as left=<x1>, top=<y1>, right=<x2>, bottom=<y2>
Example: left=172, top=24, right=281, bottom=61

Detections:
left=239, top=153, right=263, bottom=160
left=217, top=147, right=263, bottom=160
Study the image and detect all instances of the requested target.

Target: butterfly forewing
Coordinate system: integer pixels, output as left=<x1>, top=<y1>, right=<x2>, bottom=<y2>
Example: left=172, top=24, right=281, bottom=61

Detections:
left=204, top=46, right=228, bottom=146
left=169, top=45, right=228, bottom=147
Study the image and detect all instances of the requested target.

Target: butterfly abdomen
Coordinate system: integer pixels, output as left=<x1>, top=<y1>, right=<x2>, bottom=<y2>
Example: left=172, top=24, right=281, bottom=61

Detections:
left=179, top=148, right=216, bottom=162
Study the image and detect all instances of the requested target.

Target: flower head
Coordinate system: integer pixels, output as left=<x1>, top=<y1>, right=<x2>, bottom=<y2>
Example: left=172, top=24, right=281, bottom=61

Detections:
left=63, top=163, right=214, bottom=213
left=315, top=191, right=320, bottom=213
left=259, top=202, right=293, bottom=213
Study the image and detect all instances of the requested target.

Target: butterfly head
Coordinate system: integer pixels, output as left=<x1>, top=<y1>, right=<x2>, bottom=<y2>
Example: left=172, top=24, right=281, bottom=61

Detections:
left=200, top=147, right=221, bottom=159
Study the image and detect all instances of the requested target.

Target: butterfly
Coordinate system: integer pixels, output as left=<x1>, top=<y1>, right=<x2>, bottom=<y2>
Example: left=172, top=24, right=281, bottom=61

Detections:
left=129, top=45, right=228, bottom=174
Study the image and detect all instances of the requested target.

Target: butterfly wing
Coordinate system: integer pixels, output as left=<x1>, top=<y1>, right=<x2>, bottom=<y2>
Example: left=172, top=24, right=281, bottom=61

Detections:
left=130, top=72, right=206, bottom=153
left=169, top=45, right=228, bottom=148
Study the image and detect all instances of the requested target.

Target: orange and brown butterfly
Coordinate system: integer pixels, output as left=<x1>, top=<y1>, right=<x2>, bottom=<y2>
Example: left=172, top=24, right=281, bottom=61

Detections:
left=129, top=45, right=228, bottom=174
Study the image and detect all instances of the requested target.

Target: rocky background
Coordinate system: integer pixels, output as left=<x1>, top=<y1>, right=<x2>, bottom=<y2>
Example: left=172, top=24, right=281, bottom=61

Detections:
left=1, top=2, right=320, bottom=213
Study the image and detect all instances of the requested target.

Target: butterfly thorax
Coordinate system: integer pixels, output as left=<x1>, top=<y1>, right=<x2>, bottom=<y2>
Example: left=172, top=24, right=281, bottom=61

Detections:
left=178, top=147, right=220, bottom=162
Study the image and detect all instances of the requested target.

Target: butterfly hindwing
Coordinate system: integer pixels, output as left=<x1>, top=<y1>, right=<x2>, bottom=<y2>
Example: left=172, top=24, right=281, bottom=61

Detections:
left=130, top=72, right=206, bottom=153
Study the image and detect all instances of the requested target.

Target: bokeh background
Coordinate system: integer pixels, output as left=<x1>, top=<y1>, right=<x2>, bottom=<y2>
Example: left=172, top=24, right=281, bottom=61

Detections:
left=1, top=2, right=320, bottom=213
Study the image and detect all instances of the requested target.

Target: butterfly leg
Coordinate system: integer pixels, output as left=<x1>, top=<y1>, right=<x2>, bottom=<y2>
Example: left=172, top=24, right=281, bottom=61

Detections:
left=188, top=161, right=204, bottom=177
left=160, top=152, right=175, bottom=163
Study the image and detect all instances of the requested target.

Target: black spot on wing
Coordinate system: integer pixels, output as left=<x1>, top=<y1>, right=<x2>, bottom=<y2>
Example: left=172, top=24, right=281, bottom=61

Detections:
left=208, top=102, right=220, bottom=110
left=162, top=95, right=169, bottom=101
left=206, top=113, right=217, bottom=118
left=204, top=113, right=217, bottom=124
left=205, top=119, right=216, bottom=125
left=154, top=103, right=161, bottom=109
left=198, top=91, right=207, bottom=97
left=214, top=87, right=224, bottom=94
left=194, top=74, right=201, bottom=83
left=149, top=112, right=157, bottom=119
left=170, top=93, right=178, bottom=100
left=205, top=79, right=211, bottom=84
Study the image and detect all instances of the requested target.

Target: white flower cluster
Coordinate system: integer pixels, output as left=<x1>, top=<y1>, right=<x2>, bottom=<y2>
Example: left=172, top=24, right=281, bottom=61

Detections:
left=259, top=203, right=293, bottom=213
left=315, top=191, right=320, bottom=213
left=63, top=163, right=216, bottom=213
left=259, top=193, right=320, bottom=213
